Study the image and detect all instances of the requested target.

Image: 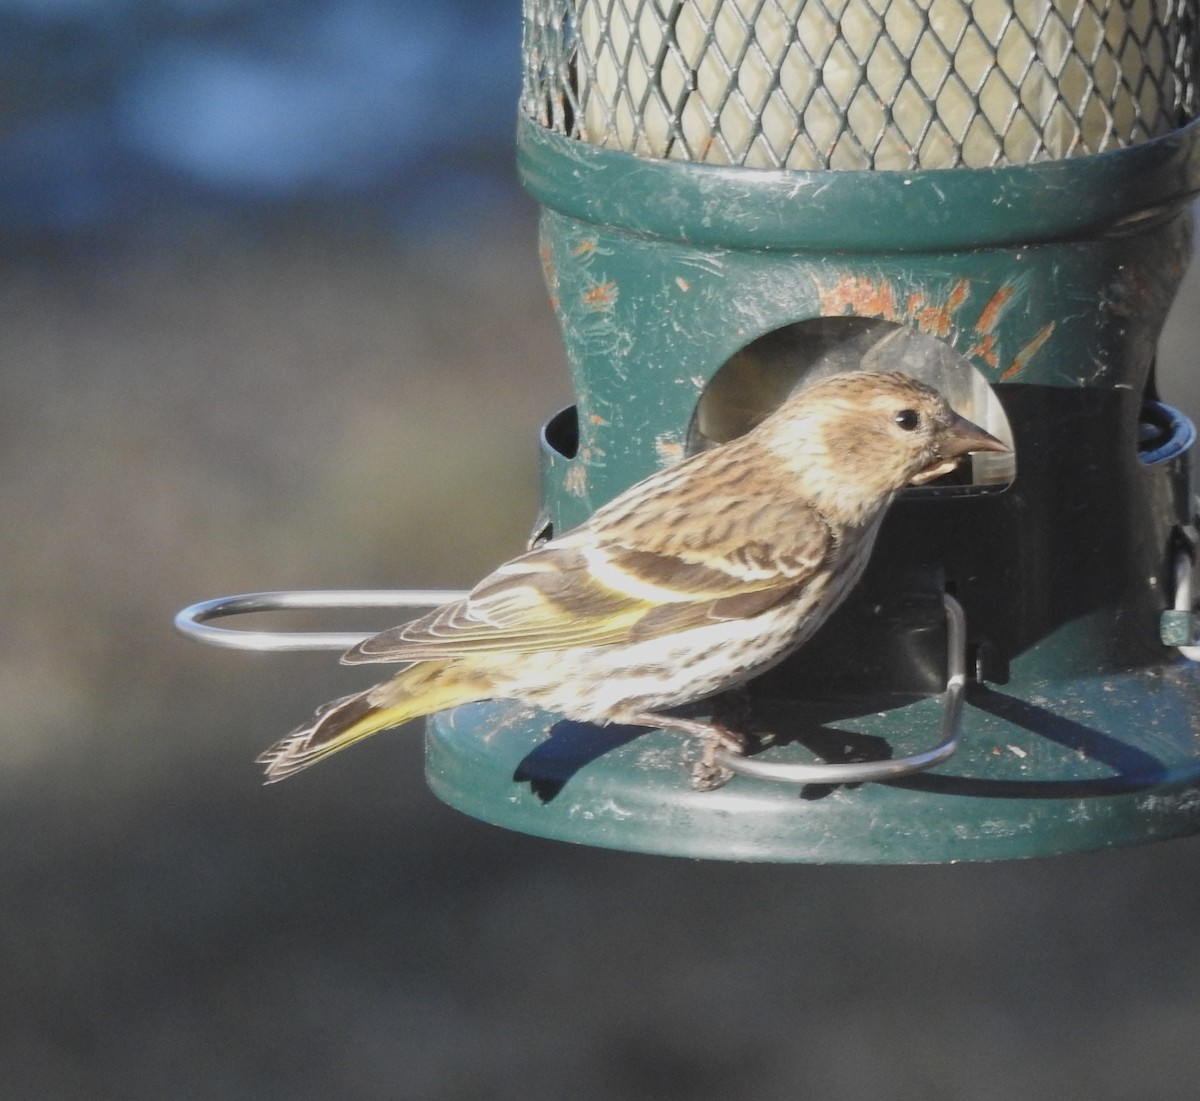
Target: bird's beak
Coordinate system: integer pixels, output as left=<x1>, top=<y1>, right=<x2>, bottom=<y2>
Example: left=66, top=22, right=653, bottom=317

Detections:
left=910, top=413, right=1011, bottom=485
left=941, top=412, right=1010, bottom=458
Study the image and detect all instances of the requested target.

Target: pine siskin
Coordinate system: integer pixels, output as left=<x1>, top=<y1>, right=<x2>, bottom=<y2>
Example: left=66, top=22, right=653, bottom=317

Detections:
left=258, top=371, right=1008, bottom=783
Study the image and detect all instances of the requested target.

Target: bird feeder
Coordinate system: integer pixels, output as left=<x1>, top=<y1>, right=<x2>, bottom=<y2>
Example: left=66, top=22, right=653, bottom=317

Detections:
left=180, top=0, right=1200, bottom=863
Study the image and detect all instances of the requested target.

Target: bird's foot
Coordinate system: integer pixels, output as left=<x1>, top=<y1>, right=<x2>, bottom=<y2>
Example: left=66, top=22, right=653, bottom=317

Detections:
left=691, top=735, right=739, bottom=792
left=625, top=710, right=746, bottom=792
left=688, top=725, right=782, bottom=792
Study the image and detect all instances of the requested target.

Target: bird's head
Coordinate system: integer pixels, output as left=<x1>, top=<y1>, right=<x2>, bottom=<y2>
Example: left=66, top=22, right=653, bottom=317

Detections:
left=757, top=370, right=1010, bottom=524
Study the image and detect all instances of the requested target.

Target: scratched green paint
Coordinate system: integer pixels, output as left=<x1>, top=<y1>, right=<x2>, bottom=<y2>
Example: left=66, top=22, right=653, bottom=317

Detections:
left=426, top=115, right=1200, bottom=863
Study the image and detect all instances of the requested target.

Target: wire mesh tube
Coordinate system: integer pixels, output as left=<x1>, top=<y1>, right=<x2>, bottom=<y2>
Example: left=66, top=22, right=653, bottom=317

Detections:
left=523, top=0, right=1200, bottom=169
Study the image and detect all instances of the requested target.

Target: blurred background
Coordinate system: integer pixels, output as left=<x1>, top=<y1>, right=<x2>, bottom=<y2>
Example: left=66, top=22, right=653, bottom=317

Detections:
left=5, top=2, right=1200, bottom=1098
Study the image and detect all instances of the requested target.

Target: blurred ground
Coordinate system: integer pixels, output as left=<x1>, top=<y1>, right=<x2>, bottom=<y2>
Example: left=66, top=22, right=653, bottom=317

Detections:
left=6, top=4, right=1200, bottom=1100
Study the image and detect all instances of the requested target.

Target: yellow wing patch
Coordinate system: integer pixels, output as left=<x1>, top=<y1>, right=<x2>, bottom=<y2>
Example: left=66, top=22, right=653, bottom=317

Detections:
left=342, top=500, right=831, bottom=665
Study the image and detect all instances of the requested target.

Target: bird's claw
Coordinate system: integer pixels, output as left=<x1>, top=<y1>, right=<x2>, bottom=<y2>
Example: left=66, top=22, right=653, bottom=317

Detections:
left=690, top=750, right=735, bottom=791
left=688, top=727, right=783, bottom=791
left=689, top=727, right=745, bottom=792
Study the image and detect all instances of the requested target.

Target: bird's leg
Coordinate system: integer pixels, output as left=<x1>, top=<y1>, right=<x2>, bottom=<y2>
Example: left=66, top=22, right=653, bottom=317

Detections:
left=711, top=685, right=775, bottom=754
left=625, top=711, right=747, bottom=792
left=626, top=710, right=747, bottom=753
left=711, top=683, right=753, bottom=735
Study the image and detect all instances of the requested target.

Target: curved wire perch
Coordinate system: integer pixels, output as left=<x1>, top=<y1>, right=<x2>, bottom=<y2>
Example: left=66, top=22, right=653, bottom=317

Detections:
left=174, top=590, right=471, bottom=652
left=711, top=592, right=966, bottom=784
left=1172, top=549, right=1200, bottom=663
left=176, top=587, right=965, bottom=785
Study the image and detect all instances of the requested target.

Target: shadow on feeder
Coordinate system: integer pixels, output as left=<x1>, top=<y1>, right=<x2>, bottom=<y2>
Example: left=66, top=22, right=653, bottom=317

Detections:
left=514, top=721, right=647, bottom=802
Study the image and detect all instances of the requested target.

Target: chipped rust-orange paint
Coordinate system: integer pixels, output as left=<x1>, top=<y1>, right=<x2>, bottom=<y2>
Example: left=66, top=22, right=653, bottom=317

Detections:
left=818, top=274, right=970, bottom=338
left=1001, top=321, right=1055, bottom=381
left=967, top=331, right=1000, bottom=369
left=815, top=273, right=1052, bottom=379
left=975, top=285, right=1016, bottom=334
left=582, top=281, right=618, bottom=309
left=912, top=278, right=969, bottom=338
left=817, top=274, right=901, bottom=320
left=943, top=277, right=970, bottom=323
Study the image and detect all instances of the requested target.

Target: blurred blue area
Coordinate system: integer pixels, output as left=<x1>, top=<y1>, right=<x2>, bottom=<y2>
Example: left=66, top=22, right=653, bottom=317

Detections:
left=0, top=0, right=522, bottom=239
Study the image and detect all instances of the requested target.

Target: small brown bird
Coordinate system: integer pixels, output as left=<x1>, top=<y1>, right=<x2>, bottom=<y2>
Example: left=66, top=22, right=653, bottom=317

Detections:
left=258, top=371, right=1007, bottom=782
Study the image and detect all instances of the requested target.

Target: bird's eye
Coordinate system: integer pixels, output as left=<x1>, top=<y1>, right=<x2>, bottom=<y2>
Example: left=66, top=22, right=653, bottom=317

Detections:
left=893, top=408, right=921, bottom=431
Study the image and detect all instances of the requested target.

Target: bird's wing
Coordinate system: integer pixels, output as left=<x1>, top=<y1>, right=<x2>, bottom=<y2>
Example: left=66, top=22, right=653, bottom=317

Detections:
left=342, top=493, right=832, bottom=664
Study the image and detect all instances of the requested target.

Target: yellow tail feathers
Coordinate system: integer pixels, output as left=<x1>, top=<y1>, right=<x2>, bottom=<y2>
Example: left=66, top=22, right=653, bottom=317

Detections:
left=257, top=661, right=479, bottom=782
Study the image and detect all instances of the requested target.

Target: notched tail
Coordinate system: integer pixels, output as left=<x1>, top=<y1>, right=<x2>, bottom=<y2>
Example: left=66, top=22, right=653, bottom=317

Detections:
left=256, top=688, right=392, bottom=783
left=256, top=661, right=478, bottom=783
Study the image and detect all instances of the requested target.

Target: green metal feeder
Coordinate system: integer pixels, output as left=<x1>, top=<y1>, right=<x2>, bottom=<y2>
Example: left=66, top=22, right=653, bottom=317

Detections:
left=178, top=0, right=1200, bottom=863
left=425, top=0, right=1200, bottom=861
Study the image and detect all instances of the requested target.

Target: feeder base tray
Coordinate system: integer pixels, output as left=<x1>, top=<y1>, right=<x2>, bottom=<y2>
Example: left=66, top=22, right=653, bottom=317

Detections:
left=426, top=662, right=1200, bottom=863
